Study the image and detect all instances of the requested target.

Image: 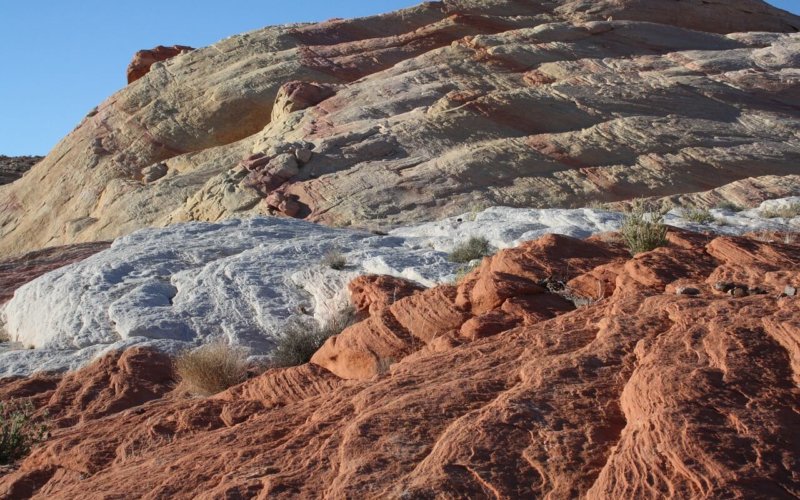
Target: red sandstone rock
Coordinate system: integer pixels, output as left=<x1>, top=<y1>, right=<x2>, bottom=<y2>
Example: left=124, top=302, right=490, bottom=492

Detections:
left=0, top=242, right=110, bottom=304
left=271, top=81, right=337, bottom=123
left=1, top=230, right=799, bottom=498
left=0, top=347, right=175, bottom=429
left=347, top=274, right=425, bottom=315
left=126, top=45, right=194, bottom=84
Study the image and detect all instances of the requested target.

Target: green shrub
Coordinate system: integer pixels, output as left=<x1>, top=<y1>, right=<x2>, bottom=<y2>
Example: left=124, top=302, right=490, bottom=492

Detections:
left=175, top=341, right=249, bottom=396
left=271, top=309, right=356, bottom=368
left=681, top=208, right=714, bottom=224
left=449, top=237, right=492, bottom=264
left=621, top=200, right=669, bottom=256
left=760, top=202, right=800, bottom=219
left=0, top=400, right=48, bottom=465
left=322, top=248, right=347, bottom=270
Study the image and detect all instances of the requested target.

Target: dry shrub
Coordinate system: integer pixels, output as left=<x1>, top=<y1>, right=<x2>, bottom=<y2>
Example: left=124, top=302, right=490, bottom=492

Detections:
left=760, top=202, right=800, bottom=219
left=681, top=207, right=714, bottom=224
left=715, top=200, right=744, bottom=212
left=175, top=341, right=249, bottom=396
left=621, top=199, right=669, bottom=256
left=271, top=309, right=356, bottom=368
left=449, top=236, right=492, bottom=264
left=322, top=248, right=347, bottom=270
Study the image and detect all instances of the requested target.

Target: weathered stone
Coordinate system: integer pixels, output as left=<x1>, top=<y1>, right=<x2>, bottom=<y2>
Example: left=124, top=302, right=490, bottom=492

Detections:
left=142, top=163, right=168, bottom=183
left=126, top=45, right=194, bottom=84
left=0, top=155, right=41, bottom=185
left=3, top=228, right=799, bottom=497
left=294, top=148, right=313, bottom=164
left=1, top=0, right=799, bottom=258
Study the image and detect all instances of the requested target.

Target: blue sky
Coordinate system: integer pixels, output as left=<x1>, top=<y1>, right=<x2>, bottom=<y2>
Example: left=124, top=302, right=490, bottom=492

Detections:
left=0, top=0, right=797, bottom=155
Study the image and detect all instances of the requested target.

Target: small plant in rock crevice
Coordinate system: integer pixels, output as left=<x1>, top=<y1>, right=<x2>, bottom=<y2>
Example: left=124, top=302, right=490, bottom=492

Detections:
left=175, top=340, right=250, bottom=396
left=0, top=400, right=49, bottom=465
left=715, top=200, right=744, bottom=212
left=270, top=308, right=357, bottom=368
left=621, top=199, right=669, bottom=256
left=449, top=236, right=492, bottom=264
left=681, top=207, right=715, bottom=224
left=322, top=248, right=347, bottom=270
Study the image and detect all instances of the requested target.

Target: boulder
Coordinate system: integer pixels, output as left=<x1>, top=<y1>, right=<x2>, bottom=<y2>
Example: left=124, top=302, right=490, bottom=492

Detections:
left=126, top=45, right=194, bottom=84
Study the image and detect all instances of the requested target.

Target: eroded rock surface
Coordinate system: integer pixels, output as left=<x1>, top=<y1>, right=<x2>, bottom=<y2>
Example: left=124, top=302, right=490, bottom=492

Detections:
left=1, top=228, right=797, bottom=498
left=126, top=45, right=194, bottom=84
left=3, top=200, right=797, bottom=377
left=1, top=1, right=798, bottom=256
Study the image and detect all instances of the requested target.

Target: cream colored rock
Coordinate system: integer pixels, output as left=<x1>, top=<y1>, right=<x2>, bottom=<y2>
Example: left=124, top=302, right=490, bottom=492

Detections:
left=1, top=1, right=799, bottom=256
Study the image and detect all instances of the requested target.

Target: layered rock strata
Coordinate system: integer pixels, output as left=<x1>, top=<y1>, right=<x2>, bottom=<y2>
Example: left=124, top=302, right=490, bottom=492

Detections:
left=1, top=0, right=798, bottom=257
left=1, top=227, right=797, bottom=498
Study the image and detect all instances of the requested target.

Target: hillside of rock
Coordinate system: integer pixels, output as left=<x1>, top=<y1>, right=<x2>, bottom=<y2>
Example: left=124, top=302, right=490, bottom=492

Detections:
left=0, top=0, right=798, bottom=257
left=1, top=225, right=797, bottom=498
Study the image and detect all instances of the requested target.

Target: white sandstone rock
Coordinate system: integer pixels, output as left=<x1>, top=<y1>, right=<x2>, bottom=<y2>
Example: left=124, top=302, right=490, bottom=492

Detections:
left=2, top=200, right=797, bottom=377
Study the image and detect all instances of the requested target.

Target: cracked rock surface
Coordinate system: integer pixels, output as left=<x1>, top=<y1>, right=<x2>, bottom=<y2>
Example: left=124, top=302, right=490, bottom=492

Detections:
left=1, top=226, right=797, bottom=498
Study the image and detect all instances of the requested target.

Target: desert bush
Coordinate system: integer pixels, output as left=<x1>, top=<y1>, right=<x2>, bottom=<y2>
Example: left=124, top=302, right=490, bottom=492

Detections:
left=271, top=309, right=356, bottom=368
left=322, top=248, right=347, bottom=270
left=449, top=236, right=492, bottom=264
left=0, top=400, right=48, bottom=465
left=715, top=201, right=744, bottom=212
left=621, top=200, right=669, bottom=256
left=681, top=208, right=714, bottom=224
left=175, top=341, right=249, bottom=396
left=760, top=202, right=800, bottom=219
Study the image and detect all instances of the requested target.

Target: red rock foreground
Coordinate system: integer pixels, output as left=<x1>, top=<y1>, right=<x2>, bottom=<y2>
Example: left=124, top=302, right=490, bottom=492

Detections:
left=1, top=230, right=798, bottom=498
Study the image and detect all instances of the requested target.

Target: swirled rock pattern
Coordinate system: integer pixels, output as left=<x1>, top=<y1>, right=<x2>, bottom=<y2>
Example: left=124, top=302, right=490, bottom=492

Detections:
left=1, top=227, right=798, bottom=498
left=0, top=0, right=798, bottom=257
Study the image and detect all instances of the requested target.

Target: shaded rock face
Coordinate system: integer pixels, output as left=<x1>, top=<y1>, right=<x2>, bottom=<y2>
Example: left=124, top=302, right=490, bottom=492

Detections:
left=126, top=45, right=194, bottom=84
left=1, top=0, right=799, bottom=257
left=1, top=229, right=797, bottom=498
left=0, top=156, right=41, bottom=186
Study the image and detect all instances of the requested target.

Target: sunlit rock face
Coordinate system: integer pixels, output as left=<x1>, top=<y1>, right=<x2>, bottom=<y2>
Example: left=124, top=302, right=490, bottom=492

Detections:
left=2, top=197, right=798, bottom=377
left=0, top=0, right=798, bottom=257
left=1, top=217, right=798, bottom=498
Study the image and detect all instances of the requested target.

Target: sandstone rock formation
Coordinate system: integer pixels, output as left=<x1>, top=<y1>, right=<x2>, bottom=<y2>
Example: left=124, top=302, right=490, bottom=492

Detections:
left=0, top=156, right=41, bottom=186
left=1, top=227, right=797, bottom=498
left=4, top=200, right=796, bottom=377
left=0, top=0, right=798, bottom=257
left=126, top=45, right=194, bottom=84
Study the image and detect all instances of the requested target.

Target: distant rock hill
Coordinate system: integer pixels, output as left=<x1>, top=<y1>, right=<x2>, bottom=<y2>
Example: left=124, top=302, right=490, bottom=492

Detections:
left=0, top=0, right=798, bottom=258
left=0, top=155, right=42, bottom=186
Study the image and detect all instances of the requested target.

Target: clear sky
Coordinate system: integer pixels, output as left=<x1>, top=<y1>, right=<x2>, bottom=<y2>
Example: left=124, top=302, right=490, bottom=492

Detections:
left=0, top=0, right=797, bottom=156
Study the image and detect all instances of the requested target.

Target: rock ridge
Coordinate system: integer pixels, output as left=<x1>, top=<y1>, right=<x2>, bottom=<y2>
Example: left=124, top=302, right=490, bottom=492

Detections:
left=0, top=0, right=798, bottom=256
